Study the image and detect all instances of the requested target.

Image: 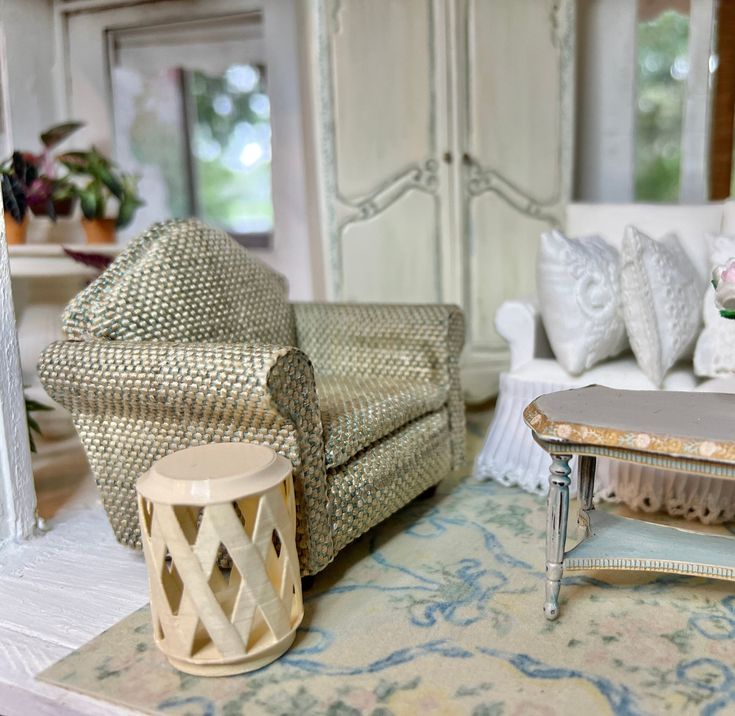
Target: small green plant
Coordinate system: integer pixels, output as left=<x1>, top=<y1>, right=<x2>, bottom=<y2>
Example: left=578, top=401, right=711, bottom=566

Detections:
left=0, top=121, right=83, bottom=221
left=25, top=395, right=53, bottom=453
left=59, top=148, right=143, bottom=228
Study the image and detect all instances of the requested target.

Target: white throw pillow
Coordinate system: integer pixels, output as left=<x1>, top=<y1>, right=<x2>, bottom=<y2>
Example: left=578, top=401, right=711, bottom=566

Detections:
left=694, top=234, right=735, bottom=377
left=537, top=229, right=628, bottom=375
left=620, top=226, right=702, bottom=387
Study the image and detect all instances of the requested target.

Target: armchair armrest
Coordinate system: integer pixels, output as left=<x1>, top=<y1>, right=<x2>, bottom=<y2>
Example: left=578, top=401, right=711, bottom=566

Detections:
left=38, top=340, right=332, bottom=575
left=495, top=299, right=553, bottom=371
left=294, top=302, right=465, bottom=469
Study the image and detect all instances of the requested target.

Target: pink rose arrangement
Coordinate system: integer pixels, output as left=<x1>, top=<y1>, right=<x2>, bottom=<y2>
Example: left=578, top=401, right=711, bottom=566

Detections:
left=712, top=259, right=735, bottom=318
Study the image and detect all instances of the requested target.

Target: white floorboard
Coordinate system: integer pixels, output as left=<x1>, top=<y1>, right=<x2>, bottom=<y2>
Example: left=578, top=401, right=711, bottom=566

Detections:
left=0, top=475, right=149, bottom=715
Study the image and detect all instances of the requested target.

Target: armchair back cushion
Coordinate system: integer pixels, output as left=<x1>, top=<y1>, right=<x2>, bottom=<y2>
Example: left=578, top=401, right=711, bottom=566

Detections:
left=62, top=219, right=296, bottom=346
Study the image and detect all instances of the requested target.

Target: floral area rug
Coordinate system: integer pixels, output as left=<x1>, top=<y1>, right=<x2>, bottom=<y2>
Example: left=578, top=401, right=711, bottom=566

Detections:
left=40, top=411, right=735, bottom=715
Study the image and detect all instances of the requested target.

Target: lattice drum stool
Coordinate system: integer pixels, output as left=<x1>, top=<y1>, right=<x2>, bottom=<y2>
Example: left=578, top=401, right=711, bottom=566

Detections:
left=136, top=443, right=304, bottom=676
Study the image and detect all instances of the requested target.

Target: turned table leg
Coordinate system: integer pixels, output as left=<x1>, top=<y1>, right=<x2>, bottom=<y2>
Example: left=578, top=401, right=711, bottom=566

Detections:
left=544, top=453, right=572, bottom=620
left=577, top=455, right=596, bottom=538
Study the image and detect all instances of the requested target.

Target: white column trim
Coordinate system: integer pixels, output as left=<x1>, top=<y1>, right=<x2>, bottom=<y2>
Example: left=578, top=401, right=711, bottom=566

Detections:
left=679, top=0, right=716, bottom=202
left=0, top=212, right=37, bottom=547
left=575, top=0, right=637, bottom=202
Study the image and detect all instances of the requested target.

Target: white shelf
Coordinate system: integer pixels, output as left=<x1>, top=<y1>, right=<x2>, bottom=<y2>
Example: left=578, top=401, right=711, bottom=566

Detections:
left=565, top=511, right=735, bottom=579
left=8, top=244, right=122, bottom=279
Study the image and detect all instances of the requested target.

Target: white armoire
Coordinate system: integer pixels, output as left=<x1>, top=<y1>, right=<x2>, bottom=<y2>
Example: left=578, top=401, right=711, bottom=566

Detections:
left=303, top=0, right=575, bottom=401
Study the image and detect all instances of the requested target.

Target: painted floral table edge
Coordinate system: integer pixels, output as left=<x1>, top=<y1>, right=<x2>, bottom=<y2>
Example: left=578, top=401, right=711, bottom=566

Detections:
left=524, top=401, right=735, bottom=466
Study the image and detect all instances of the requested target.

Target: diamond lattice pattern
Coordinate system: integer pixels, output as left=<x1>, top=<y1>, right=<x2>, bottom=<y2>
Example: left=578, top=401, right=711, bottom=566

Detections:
left=138, top=480, right=301, bottom=661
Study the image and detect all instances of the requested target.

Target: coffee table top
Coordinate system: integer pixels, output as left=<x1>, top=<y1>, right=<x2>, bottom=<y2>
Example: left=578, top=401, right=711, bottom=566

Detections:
left=524, top=385, right=735, bottom=465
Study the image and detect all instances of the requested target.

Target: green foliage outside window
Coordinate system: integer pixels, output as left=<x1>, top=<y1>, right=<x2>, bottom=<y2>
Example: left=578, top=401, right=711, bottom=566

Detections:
left=189, top=66, right=273, bottom=234
left=634, top=9, right=690, bottom=202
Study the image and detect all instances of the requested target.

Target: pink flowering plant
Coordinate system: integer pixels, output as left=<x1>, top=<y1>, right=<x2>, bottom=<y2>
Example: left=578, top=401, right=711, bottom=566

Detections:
left=713, top=259, right=735, bottom=319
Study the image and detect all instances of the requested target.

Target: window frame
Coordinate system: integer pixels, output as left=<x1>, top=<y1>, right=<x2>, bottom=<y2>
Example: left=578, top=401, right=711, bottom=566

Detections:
left=574, top=0, right=717, bottom=203
left=106, top=13, right=275, bottom=246
left=53, top=0, right=321, bottom=300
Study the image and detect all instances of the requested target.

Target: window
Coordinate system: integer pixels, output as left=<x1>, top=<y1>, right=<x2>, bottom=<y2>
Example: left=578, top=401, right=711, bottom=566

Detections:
left=634, top=3, right=691, bottom=201
left=575, top=0, right=716, bottom=203
left=109, top=14, right=272, bottom=245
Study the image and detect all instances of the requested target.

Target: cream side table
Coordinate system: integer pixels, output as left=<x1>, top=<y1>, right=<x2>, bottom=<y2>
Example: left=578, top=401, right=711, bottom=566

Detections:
left=137, top=442, right=303, bottom=675
left=524, top=386, right=735, bottom=620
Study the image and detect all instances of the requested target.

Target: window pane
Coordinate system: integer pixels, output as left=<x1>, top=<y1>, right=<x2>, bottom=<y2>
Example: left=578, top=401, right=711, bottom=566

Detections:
left=634, top=4, right=691, bottom=202
left=109, top=15, right=272, bottom=241
left=188, top=65, right=273, bottom=234
left=112, top=66, right=190, bottom=235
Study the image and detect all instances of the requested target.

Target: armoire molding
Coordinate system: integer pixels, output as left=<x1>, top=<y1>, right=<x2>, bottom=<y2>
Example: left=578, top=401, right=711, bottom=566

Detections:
left=315, top=0, right=445, bottom=302
left=309, top=0, right=575, bottom=400
left=460, top=0, right=575, bottom=358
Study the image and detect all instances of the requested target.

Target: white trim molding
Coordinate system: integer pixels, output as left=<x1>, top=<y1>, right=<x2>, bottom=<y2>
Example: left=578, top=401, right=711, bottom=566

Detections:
left=680, top=0, right=716, bottom=202
left=0, top=212, right=37, bottom=546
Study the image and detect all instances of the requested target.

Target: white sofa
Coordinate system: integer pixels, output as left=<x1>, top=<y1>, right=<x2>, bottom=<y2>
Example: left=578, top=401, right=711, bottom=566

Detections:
left=476, top=201, right=735, bottom=523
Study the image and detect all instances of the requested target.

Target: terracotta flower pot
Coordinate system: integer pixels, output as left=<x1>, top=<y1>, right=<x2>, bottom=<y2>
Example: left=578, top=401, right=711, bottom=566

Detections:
left=81, top=218, right=116, bottom=245
left=4, top=213, right=29, bottom=245
left=32, top=196, right=78, bottom=219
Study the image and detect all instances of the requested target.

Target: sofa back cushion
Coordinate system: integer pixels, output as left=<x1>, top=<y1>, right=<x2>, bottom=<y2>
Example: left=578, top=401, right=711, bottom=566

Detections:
left=565, top=202, right=723, bottom=282
left=719, top=200, right=735, bottom=234
left=63, top=219, right=297, bottom=346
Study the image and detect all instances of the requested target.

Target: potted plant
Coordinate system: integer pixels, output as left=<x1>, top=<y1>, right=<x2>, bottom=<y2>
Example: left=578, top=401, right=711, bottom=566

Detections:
left=1, top=163, right=28, bottom=244
left=1, top=122, right=84, bottom=243
left=59, top=148, right=142, bottom=244
left=23, top=121, right=84, bottom=219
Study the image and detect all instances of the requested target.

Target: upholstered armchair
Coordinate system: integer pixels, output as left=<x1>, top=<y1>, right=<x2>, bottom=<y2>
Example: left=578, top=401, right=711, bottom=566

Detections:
left=38, top=220, right=465, bottom=575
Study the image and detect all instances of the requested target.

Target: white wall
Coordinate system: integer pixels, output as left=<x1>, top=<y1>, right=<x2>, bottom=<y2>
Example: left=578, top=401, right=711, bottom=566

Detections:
left=254, top=0, right=324, bottom=300
left=0, top=0, right=58, bottom=150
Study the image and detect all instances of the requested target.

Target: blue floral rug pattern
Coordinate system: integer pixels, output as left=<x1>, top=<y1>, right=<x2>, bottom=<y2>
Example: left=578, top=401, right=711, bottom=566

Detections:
left=40, top=413, right=735, bottom=715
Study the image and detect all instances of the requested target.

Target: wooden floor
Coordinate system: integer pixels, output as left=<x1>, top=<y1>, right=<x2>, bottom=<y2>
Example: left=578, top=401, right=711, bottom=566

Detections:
left=0, top=473, right=149, bottom=715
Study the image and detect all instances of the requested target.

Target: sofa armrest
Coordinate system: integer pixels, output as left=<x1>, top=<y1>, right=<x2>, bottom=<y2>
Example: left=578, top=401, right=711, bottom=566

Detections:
left=38, top=340, right=332, bottom=575
left=294, top=302, right=466, bottom=469
left=495, top=299, right=553, bottom=371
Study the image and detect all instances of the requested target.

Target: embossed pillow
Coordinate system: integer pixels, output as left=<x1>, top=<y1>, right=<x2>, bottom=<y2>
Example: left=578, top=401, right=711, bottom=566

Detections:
left=694, top=234, right=735, bottom=377
left=620, top=226, right=702, bottom=387
left=537, top=229, right=628, bottom=375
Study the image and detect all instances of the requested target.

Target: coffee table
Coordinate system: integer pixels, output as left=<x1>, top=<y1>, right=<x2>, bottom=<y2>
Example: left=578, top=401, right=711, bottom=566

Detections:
left=524, top=385, right=735, bottom=620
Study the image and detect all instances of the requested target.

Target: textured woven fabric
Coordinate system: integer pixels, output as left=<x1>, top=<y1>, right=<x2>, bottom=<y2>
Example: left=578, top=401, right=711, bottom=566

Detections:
left=295, top=302, right=466, bottom=470
left=329, top=409, right=451, bottom=552
left=39, top=220, right=466, bottom=575
left=317, top=375, right=446, bottom=468
left=38, top=340, right=333, bottom=575
left=63, top=219, right=296, bottom=347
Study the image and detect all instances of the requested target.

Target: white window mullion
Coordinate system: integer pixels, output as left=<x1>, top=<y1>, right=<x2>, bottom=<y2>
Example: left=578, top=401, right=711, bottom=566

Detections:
left=679, top=0, right=716, bottom=202
left=575, top=0, right=638, bottom=202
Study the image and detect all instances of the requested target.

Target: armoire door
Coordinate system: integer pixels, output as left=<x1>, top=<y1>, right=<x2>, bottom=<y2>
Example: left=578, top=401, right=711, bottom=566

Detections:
left=455, top=0, right=575, bottom=398
left=312, top=0, right=454, bottom=305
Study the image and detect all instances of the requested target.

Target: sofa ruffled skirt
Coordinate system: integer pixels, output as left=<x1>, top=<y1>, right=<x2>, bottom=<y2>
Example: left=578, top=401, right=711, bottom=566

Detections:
left=475, top=372, right=735, bottom=523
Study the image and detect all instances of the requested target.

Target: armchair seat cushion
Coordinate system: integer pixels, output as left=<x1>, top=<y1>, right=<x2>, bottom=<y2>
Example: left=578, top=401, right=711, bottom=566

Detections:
left=316, top=374, right=447, bottom=468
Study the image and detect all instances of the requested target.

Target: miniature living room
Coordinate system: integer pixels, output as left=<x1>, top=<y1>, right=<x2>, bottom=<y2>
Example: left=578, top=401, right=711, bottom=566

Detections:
left=1, top=0, right=735, bottom=713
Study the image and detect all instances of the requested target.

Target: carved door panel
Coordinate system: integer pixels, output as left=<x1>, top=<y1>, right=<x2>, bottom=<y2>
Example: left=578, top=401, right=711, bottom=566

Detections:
left=311, top=0, right=574, bottom=399
left=315, top=0, right=452, bottom=303
left=457, top=0, right=575, bottom=394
